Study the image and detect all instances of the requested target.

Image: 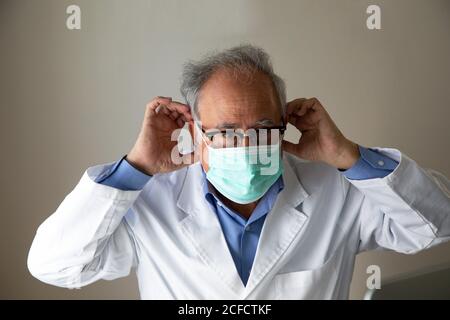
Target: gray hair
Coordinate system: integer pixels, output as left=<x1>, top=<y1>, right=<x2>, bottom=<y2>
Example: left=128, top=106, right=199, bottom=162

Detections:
left=180, top=44, right=286, bottom=120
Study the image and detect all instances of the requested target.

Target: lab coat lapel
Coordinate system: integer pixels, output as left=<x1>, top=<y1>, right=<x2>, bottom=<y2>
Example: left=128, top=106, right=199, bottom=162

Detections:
left=177, top=163, right=245, bottom=297
left=243, top=155, right=310, bottom=297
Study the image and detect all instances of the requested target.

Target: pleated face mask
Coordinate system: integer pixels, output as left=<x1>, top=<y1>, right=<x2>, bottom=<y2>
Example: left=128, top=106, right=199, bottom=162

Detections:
left=199, top=127, right=283, bottom=204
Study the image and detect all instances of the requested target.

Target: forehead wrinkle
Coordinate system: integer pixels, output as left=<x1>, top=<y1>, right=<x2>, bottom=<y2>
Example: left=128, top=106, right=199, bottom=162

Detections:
left=213, top=118, right=276, bottom=129
left=254, top=119, right=276, bottom=126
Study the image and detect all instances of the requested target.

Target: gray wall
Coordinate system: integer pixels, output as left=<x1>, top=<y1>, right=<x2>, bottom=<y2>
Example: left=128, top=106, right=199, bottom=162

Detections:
left=1, top=0, right=449, bottom=299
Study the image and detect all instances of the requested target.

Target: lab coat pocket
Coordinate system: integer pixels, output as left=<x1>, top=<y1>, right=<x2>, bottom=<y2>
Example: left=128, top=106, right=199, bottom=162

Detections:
left=274, top=248, right=342, bottom=300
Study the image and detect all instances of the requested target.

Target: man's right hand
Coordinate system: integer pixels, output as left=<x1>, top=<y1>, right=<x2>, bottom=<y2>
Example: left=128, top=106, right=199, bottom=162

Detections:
left=126, top=96, right=195, bottom=175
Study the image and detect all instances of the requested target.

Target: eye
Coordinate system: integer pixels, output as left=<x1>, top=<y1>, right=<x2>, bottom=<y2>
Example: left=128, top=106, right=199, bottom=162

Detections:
left=223, top=131, right=244, bottom=139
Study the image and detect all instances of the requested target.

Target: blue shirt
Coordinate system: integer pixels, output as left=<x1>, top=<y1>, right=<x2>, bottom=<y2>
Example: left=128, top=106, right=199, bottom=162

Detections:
left=96, top=145, right=398, bottom=285
left=203, top=172, right=284, bottom=285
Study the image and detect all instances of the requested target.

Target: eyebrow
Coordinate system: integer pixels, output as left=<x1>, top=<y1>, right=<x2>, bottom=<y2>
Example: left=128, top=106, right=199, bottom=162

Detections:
left=254, top=119, right=276, bottom=127
left=215, top=119, right=276, bottom=129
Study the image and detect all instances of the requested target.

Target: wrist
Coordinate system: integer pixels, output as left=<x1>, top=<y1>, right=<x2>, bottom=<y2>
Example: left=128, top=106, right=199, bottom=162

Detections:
left=126, top=151, right=156, bottom=176
left=331, top=139, right=360, bottom=170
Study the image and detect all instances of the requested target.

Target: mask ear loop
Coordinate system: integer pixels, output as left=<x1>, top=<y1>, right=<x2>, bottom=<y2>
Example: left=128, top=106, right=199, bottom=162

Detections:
left=193, top=121, right=209, bottom=147
left=193, top=121, right=214, bottom=169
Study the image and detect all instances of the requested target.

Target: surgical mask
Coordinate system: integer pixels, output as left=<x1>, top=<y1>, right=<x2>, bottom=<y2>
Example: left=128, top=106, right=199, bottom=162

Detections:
left=201, top=133, right=283, bottom=204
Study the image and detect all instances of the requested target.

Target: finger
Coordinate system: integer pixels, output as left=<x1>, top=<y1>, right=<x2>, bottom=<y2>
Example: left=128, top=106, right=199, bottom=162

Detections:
left=155, top=105, right=178, bottom=121
left=297, top=102, right=311, bottom=116
left=296, top=98, right=318, bottom=117
left=169, top=110, right=180, bottom=120
left=180, top=114, right=189, bottom=122
left=170, top=110, right=192, bottom=127
left=287, top=97, right=323, bottom=117
left=147, top=96, right=173, bottom=112
left=145, top=97, right=173, bottom=120
left=287, top=114, right=315, bottom=131
left=286, top=98, right=307, bottom=116
left=176, top=117, right=185, bottom=128
left=166, top=101, right=193, bottom=119
left=290, top=107, right=323, bottom=129
left=288, top=98, right=322, bottom=121
left=146, top=107, right=156, bottom=117
left=158, top=105, right=171, bottom=115
left=303, top=97, right=324, bottom=114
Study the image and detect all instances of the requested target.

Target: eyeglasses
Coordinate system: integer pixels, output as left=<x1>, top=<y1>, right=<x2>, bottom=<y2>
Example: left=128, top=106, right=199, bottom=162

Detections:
left=198, top=121, right=286, bottom=148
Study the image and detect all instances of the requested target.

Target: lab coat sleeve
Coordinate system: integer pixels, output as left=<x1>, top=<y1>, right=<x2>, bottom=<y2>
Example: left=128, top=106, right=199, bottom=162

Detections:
left=348, top=148, right=450, bottom=254
left=27, top=162, right=142, bottom=288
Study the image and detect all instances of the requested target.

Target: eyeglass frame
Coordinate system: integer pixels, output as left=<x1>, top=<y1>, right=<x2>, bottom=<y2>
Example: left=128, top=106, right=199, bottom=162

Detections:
left=196, top=120, right=287, bottom=148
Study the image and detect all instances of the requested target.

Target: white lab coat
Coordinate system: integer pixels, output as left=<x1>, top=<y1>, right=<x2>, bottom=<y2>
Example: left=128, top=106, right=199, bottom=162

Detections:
left=28, top=148, right=450, bottom=299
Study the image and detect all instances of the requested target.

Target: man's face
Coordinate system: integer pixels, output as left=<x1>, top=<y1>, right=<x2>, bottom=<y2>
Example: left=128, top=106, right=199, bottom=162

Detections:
left=195, top=68, right=283, bottom=171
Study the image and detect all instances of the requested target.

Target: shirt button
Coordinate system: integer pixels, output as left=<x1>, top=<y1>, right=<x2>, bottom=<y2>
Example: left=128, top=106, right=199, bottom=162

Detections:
left=377, top=160, right=385, bottom=166
left=245, top=225, right=251, bottom=231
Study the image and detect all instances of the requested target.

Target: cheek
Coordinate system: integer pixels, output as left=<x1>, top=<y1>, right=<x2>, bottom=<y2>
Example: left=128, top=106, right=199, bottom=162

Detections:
left=199, top=142, right=209, bottom=172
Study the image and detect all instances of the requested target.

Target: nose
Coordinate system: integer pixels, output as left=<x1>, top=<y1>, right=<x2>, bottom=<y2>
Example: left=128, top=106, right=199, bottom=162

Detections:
left=242, top=135, right=251, bottom=147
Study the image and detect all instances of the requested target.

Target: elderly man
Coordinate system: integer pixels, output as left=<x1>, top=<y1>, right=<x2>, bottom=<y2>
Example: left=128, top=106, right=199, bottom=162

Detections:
left=28, top=45, right=450, bottom=299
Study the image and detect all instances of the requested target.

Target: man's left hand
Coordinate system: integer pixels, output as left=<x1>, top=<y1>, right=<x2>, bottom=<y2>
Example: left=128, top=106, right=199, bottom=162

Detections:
left=282, top=97, right=360, bottom=170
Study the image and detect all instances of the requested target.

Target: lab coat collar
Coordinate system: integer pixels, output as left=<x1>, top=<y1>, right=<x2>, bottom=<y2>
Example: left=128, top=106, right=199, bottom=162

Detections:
left=244, top=154, right=310, bottom=297
left=176, top=154, right=310, bottom=298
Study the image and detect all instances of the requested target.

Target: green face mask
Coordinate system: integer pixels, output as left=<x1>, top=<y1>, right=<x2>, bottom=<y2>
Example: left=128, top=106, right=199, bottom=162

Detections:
left=204, top=141, right=284, bottom=204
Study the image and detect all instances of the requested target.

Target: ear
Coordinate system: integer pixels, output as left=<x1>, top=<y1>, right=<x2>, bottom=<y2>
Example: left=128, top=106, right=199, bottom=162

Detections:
left=188, top=120, right=194, bottom=139
left=190, top=120, right=209, bottom=172
left=188, top=121, right=198, bottom=147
